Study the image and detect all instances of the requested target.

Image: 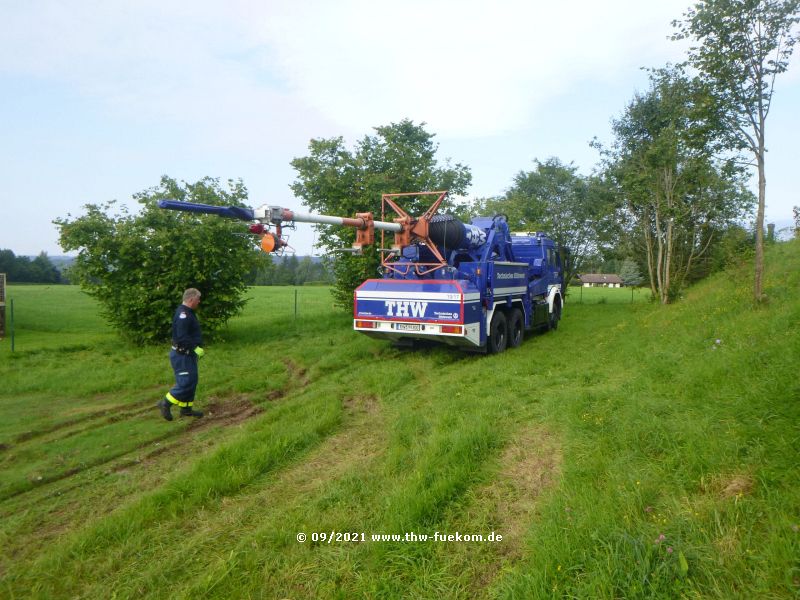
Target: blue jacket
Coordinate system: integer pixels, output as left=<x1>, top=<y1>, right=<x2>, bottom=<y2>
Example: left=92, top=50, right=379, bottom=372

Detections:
left=172, top=304, right=203, bottom=352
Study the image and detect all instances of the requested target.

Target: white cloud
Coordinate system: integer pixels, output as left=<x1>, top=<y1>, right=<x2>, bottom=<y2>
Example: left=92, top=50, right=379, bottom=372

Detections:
left=1, top=0, right=689, bottom=141
left=244, top=0, right=690, bottom=136
left=0, top=1, right=336, bottom=155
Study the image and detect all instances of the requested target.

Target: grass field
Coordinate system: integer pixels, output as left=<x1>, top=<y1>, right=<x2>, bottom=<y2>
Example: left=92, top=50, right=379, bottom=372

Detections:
left=1, top=243, right=798, bottom=599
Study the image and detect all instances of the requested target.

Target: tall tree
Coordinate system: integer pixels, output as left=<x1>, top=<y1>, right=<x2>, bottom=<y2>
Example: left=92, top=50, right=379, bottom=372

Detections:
left=472, top=158, right=617, bottom=285
left=291, top=120, right=471, bottom=309
left=31, top=252, right=61, bottom=284
left=619, top=258, right=645, bottom=287
left=56, top=176, right=257, bottom=344
left=601, top=67, right=754, bottom=303
left=0, top=250, right=14, bottom=278
left=673, top=0, right=800, bottom=301
left=247, top=252, right=276, bottom=285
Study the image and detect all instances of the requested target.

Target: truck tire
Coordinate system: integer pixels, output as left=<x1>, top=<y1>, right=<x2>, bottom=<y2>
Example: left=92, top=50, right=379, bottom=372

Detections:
left=508, top=308, right=524, bottom=348
left=548, top=296, right=562, bottom=331
left=488, top=311, right=508, bottom=353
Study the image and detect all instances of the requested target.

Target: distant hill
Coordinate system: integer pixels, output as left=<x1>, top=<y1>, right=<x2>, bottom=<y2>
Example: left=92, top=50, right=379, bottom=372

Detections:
left=44, top=256, right=76, bottom=270
left=271, top=254, right=328, bottom=264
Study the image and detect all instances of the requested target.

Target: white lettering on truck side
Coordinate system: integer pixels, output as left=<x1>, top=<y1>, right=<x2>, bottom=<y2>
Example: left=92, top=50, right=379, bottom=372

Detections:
left=385, top=300, right=428, bottom=318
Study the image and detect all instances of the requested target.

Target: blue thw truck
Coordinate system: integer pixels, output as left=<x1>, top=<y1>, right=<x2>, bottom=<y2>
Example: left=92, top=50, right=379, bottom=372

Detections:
left=354, top=213, right=564, bottom=353
left=159, top=191, right=566, bottom=353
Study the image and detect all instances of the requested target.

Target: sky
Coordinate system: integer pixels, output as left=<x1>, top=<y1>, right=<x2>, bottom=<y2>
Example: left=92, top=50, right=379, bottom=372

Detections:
left=1, top=0, right=799, bottom=257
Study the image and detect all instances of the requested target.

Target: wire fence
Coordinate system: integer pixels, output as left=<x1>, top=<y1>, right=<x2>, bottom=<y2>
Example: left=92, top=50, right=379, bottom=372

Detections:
left=566, top=286, right=651, bottom=305
left=253, top=285, right=652, bottom=313
left=241, top=286, right=338, bottom=321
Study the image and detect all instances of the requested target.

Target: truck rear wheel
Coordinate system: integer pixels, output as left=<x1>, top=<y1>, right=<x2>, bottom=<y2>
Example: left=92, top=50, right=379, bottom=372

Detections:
left=548, top=297, right=562, bottom=331
left=508, top=308, right=524, bottom=348
left=488, top=311, right=508, bottom=353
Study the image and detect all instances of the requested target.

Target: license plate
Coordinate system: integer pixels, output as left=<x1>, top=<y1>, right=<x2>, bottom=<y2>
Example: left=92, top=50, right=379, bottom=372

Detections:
left=396, top=323, right=421, bottom=331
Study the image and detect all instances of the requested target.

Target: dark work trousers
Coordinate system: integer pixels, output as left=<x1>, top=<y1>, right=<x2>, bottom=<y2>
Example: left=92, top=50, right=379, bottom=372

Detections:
left=167, top=350, right=199, bottom=406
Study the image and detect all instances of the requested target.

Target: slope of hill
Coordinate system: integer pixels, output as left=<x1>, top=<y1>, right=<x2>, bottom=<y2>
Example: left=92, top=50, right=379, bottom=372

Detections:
left=0, top=241, right=798, bottom=598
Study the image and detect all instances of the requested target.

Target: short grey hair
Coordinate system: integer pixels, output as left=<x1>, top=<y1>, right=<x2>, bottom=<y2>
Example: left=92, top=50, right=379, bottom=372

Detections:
left=182, top=288, right=201, bottom=302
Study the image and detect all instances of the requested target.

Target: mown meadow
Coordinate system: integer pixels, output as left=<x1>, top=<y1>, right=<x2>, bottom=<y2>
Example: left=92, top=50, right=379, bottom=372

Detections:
left=1, top=241, right=798, bottom=599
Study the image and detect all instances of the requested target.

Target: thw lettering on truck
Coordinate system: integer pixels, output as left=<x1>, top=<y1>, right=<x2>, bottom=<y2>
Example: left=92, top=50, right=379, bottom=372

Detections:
left=384, top=300, right=428, bottom=318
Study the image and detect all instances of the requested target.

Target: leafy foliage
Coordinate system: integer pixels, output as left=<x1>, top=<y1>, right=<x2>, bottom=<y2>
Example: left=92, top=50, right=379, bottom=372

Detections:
left=55, top=176, right=258, bottom=344
left=599, top=67, right=755, bottom=303
left=673, top=0, right=800, bottom=154
left=673, top=0, right=800, bottom=301
left=470, top=158, right=618, bottom=285
left=291, top=119, right=471, bottom=309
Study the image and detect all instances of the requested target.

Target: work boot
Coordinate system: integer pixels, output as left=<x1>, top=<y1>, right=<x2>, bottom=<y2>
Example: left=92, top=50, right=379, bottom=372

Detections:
left=157, top=398, right=173, bottom=421
left=180, top=406, right=204, bottom=418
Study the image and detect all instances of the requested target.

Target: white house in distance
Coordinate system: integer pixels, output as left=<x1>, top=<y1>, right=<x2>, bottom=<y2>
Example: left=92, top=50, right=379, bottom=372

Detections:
left=578, top=274, right=624, bottom=288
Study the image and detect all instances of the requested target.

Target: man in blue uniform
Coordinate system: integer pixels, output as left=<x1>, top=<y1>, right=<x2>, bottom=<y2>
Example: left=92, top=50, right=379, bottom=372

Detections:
left=158, top=288, right=205, bottom=421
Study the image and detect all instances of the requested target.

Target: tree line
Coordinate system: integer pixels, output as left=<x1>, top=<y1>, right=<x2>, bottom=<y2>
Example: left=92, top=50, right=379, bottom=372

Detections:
left=247, top=254, right=334, bottom=286
left=0, top=250, right=62, bottom=284
left=0, top=245, right=333, bottom=288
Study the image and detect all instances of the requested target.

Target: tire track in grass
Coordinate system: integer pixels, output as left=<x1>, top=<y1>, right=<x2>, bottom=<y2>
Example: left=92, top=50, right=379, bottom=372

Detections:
left=160, top=393, right=387, bottom=599
left=189, top=412, right=558, bottom=599
left=261, top=358, right=311, bottom=403
left=7, top=392, right=370, bottom=598
left=187, top=393, right=383, bottom=538
left=3, top=356, right=318, bottom=506
left=449, top=425, right=562, bottom=595
left=0, top=396, right=268, bottom=570
left=0, top=395, right=265, bottom=502
left=4, top=389, right=164, bottom=448
left=63, top=393, right=385, bottom=600
left=10, top=404, right=155, bottom=446
left=110, top=395, right=264, bottom=473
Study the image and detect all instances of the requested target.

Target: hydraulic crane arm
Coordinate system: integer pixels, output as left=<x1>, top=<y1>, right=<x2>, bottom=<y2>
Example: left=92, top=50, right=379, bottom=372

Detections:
left=158, top=191, right=462, bottom=275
